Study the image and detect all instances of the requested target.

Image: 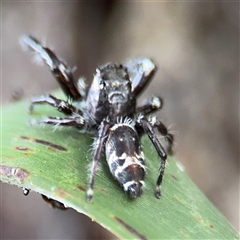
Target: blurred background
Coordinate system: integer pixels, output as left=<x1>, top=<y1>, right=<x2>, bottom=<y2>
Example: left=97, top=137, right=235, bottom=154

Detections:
left=1, top=1, right=239, bottom=239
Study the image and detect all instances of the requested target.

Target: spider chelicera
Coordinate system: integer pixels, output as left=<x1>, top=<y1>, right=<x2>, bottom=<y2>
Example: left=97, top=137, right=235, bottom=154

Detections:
left=21, top=35, right=174, bottom=202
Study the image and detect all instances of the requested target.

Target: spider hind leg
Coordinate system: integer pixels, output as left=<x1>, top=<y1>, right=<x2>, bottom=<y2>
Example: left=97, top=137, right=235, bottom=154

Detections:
left=137, top=116, right=167, bottom=198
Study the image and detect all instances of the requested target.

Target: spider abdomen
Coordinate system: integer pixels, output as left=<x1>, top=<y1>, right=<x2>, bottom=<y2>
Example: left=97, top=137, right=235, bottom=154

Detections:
left=105, top=122, right=145, bottom=198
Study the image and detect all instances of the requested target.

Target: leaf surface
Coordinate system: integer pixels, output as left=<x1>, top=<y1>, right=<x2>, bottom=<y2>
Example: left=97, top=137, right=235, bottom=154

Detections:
left=1, top=92, right=238, bottom=239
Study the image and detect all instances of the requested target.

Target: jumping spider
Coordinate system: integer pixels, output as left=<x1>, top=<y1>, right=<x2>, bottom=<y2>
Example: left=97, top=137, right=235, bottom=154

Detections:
left=21, top=35, right=174, bottom=202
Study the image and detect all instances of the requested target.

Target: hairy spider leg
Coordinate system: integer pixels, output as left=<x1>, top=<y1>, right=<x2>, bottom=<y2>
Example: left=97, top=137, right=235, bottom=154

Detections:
left=29, top=94, right=81, bottom=115
left=137, top=116, right=167, bottom=198
left=124, top=58, right=156, bottom=96
left=150, top=117, right=174, bottom=155
left=137, top=96, right=174, bottom=155
left=136, top=96, right=163, bottom=115
left=34, top=115, right=85, bottom=128
left=87, top=120, right=110, bottom=202
left=21, top=35, right=84, bottom=100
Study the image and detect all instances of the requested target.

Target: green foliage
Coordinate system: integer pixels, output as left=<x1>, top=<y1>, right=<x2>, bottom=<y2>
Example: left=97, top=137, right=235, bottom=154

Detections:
left=1, top=93, right=239, bottom=239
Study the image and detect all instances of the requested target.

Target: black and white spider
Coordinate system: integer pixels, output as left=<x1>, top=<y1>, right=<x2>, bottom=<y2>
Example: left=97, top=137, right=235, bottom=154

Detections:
left=21, top=35, right=174, bottom=202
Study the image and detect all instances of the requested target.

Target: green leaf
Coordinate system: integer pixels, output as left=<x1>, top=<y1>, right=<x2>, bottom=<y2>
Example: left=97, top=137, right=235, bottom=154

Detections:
left=1, top=91, right=239, bottom=239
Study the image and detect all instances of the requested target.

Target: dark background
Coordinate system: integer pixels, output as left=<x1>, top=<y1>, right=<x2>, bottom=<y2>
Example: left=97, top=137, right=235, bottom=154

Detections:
left=1, top=2, right=239, bottom=239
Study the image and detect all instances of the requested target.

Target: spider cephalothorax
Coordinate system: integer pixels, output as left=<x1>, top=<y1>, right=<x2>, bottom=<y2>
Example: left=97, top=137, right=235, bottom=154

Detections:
left=21, top=35, right=174, bottom=202
left=86, top=63, right=135, bottom=123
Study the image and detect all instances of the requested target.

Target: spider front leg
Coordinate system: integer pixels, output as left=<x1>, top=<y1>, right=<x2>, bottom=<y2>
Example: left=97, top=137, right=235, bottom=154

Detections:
left=137, top=116, right=167, bottom=198
left=137, top=96, right=163, bottom=115
left=87, top=120, right=110, bottom=202
left=29, top=94, right=81, bottom=115
left=21, top=35, right=86, bottom=100
left=125, top=58, right=156, bottom=96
